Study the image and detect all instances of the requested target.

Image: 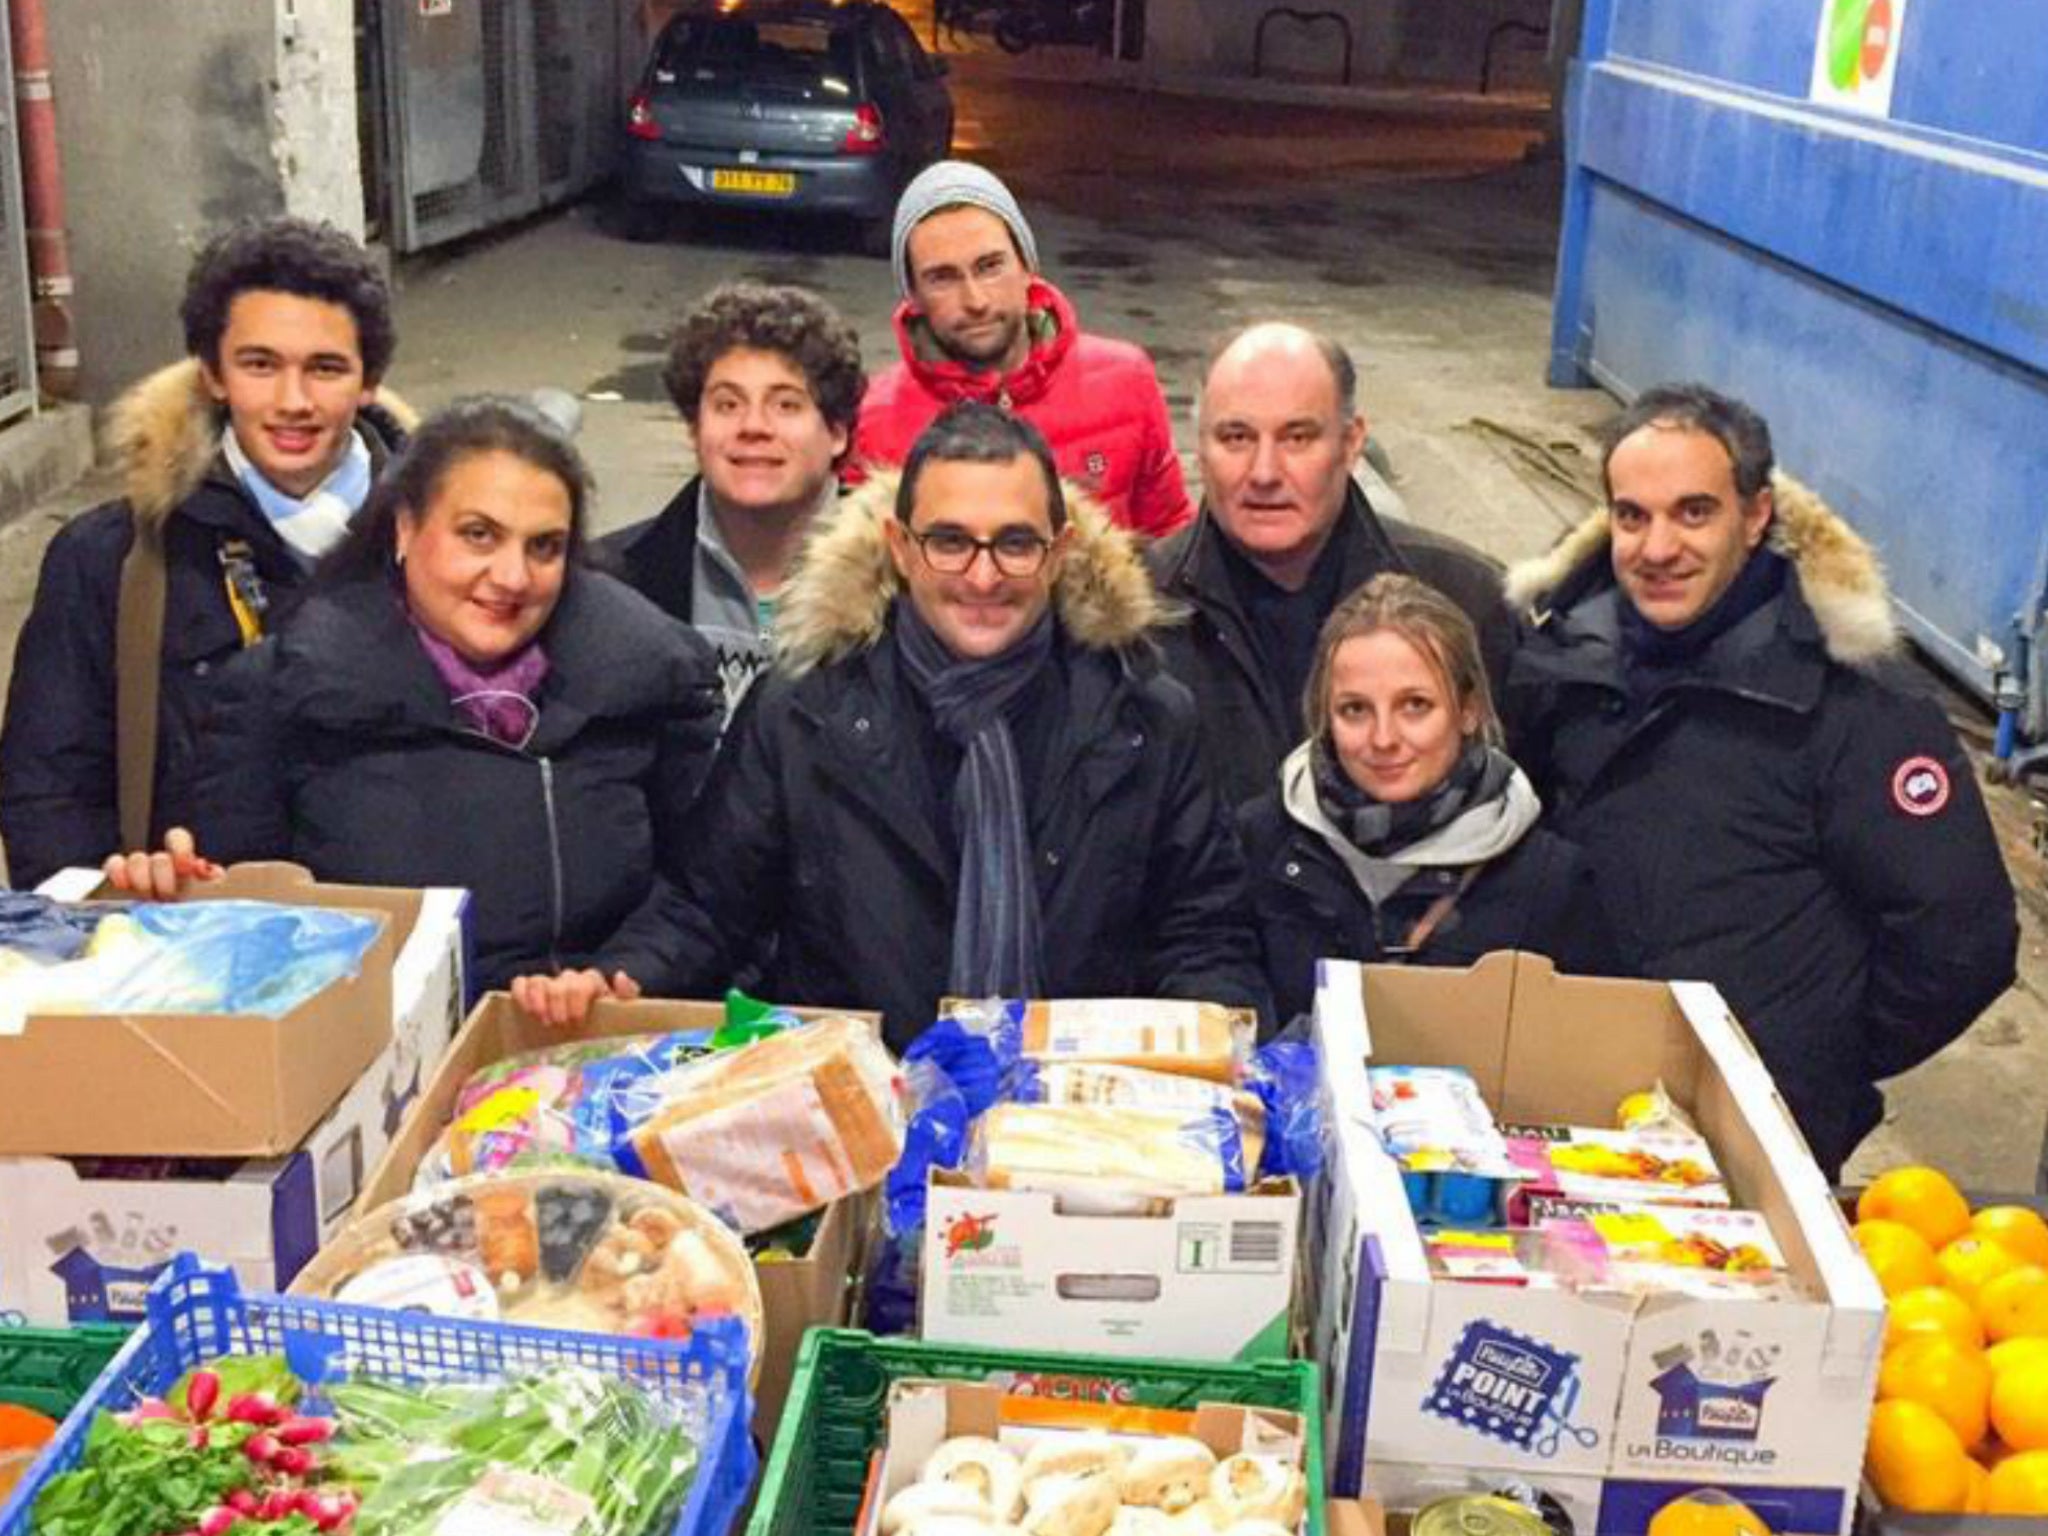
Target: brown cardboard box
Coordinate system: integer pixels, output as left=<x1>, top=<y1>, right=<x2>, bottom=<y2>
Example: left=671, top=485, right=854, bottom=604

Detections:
left=0, top=863, right=409, bottom=1158
left=357, top=991, right=883, bottom=1437
left=1327, top=1498, right=1386, bottom=1536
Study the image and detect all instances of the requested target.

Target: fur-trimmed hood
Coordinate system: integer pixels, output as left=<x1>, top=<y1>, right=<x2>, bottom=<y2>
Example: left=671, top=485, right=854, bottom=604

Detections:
left=1502, top=471, right=1897, bottom=667
left=774, top=470, right=1164, bottom=675
left=105, top=358, right=417, bottom=526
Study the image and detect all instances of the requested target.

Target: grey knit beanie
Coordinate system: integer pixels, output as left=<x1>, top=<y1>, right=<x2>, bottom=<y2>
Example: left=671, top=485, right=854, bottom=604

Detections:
left=890, top=160, right=1039, bottom=299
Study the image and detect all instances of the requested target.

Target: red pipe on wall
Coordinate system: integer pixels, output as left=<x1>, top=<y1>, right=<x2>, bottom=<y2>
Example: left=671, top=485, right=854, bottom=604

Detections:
left=8, top=0, right=76, bottom=399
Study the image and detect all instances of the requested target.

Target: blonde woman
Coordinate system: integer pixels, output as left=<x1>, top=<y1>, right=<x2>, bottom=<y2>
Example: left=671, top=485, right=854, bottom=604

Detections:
left=1240, top=572, right=1621, bottom=1022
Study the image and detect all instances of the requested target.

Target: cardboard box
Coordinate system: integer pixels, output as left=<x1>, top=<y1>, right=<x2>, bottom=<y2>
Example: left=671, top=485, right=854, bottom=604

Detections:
left=1306, top=954, right=1884, bottom=1536
left=921, top=1168, right=1301, bottom=1361
left=0, top=864, right=414, bottom=1157
left=358, top=992, right=880, bottom=1438
left=0, top=882, right=468, bottom=1324
left=861, top=1377, right=1310, bottom=1536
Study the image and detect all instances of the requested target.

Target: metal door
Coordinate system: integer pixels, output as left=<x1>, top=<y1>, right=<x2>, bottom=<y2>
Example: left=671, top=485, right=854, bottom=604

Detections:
left=379, top=0, right=621, bottom=253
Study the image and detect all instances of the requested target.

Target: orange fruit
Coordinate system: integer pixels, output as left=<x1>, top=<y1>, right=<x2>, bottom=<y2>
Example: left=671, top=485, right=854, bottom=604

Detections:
left=1973, top=1206, right=2048, bottom=1269
left=1860, top=1167, right=1974, bottom=1249
left=1887, top=1285, right=1986, bottom=1351
left=1966, top=1457, right=1992, bottom=1513
left=1985, top=1449, right=2048, bottom=1515
left=1643, top=1489, right=1773, bottom=1536
left=1978, top=1264, right=2048, bottom=1342
left=1938, top=1235, right=2025, bottom=1304
left=1866, top=1398, right=1976, bottom=1512
left=1854, top=1219, right=1941, bottom=1295
left=1879, top=1336, right=1992, bottom=1446
left=1991, top=1359, right=2048, bottom=1450
left=1989, top=1336, right=2048, bottom=1377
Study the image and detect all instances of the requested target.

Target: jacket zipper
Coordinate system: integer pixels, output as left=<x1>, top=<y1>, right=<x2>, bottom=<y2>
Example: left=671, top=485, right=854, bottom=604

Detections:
left=538, top=756, right=566, bottom=969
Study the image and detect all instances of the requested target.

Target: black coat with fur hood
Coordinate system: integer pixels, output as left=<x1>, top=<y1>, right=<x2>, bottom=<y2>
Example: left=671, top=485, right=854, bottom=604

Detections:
left=1503, top=476, right=2018, bottom=1176
left=648, top=476, right=1269, bottom=1052
left=0, top=362, right=410, bottom=887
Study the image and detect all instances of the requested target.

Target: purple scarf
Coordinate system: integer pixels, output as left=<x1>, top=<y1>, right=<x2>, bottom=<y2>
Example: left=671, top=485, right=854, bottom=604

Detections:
left=408, top=613, right=550, bottom=748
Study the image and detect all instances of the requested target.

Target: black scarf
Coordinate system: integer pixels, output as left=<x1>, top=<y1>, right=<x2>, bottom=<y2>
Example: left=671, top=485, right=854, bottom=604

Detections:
left=1310, top=738, right=1515, bottom=858
left=1620, top=545, right=1786, bottom=702
left=893, top=602, right=1057, bottom=999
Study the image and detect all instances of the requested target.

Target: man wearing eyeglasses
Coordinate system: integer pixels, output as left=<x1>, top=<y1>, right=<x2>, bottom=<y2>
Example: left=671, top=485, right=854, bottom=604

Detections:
left=849, top=160, right=1194, bottom=540
left=593, top=402, right=1265, bottom=1050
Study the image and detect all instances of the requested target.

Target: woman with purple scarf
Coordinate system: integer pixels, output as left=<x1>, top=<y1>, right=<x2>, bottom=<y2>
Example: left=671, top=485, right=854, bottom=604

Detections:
left=104, top=397, right=722, bottom=998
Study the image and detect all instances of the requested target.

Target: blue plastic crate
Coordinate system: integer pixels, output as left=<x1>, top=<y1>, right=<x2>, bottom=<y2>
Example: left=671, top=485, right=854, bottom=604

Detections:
left=0, top=1254, right=757, bottom=1536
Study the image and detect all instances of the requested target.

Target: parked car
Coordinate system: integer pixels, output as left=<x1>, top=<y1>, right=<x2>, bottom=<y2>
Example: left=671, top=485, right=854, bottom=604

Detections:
left=616, top=1, right=955, bottom=251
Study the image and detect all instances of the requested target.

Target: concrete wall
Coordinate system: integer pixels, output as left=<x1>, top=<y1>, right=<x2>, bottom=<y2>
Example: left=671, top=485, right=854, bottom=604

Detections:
left=46, top=0, right=363, bottom=404
left=1146, top=0, right=1551, bottom=88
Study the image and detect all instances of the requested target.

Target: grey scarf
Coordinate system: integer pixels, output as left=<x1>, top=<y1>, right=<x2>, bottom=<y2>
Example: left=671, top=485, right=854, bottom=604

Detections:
left=894, top=602, right=1055, bottom=998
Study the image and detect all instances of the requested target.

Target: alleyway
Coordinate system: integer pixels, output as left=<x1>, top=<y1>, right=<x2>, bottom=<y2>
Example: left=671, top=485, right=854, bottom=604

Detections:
left=2, top=45, right=2042, bottom=1187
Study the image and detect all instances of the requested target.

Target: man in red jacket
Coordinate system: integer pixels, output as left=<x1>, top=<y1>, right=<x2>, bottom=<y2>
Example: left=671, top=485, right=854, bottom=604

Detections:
left=851, top=160, right=1193, bottom=538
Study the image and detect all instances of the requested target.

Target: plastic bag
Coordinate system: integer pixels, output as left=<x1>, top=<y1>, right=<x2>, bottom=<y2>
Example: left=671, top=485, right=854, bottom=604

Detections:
left=2, top=900, right=380, bottom=1021
left=322, top=1360, right=729, bottom=1536
left=968, top=1102, right=1249, bottom=1214
left=615, top=1016, right=904, bottom=1234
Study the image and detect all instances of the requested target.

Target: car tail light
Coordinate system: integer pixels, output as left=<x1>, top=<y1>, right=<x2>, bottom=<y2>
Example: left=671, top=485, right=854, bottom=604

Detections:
left=841, top=103, right=885, bottom=155
left=626, top=92, right=661, bottom=141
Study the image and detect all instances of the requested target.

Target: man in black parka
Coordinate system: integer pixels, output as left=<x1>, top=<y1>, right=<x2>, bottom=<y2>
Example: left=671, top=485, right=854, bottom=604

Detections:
left=644, top=403, right=1267, bottom=1051
left=1148, top=322, right=1513, bottom=810
left=0, top=219, right=408, bottom=887
left=1504, top=383, right=2017, bottom=1177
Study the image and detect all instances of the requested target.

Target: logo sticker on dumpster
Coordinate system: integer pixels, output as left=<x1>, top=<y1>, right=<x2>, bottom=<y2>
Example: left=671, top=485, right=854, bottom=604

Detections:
left=1423, top=1320, right=1591, bottom=1455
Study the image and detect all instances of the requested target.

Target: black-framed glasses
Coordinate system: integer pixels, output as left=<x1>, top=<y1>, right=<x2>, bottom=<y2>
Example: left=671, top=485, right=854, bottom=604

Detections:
left=909, top=526, right=1054, bottom=577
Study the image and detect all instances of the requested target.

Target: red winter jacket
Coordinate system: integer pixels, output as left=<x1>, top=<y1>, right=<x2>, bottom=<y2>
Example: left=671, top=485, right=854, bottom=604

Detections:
left=850, top=278, right=1193, bottom=538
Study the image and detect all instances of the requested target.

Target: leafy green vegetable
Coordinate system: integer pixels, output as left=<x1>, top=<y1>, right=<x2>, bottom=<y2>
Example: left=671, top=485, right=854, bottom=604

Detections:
left=33, top=1412, right=257, bottom=1536
left=327, top=1367, right=701, bottom=1536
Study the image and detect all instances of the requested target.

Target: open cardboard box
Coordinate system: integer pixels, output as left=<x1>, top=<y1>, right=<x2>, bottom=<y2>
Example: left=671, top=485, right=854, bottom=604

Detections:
left=860, top=1378, right=1311, bottom=1536
left=1307, top=953, right=1884, bottom=1536
left=0, top=874, right=467, bottom=1324
left=0, top=864, right=418, bottom=1158
left=358, top=991, right=881, bottom=1441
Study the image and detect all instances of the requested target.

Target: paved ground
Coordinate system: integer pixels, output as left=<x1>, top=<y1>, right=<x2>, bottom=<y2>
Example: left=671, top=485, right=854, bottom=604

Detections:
left=3, top=45, right=2042, bottom=1188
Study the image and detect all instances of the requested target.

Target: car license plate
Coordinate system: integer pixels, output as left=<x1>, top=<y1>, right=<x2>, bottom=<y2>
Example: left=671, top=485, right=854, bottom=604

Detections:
left=710, top=168, right=795, bottom=196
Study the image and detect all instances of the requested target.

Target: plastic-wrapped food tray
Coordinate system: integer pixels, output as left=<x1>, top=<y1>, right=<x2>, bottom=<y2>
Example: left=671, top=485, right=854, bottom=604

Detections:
left=288, top=1168, right=765, bottom=1381
left=0, top=1255, right=756, bottom=1536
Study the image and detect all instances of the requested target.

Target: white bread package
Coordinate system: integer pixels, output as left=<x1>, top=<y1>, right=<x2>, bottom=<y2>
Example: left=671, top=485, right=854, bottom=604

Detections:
left=1006, top=1060, right=1268, bottom=1174
left=622, top=1016, right=903, bottom=1232
left=968, top=1102, right=1248, bottom=1215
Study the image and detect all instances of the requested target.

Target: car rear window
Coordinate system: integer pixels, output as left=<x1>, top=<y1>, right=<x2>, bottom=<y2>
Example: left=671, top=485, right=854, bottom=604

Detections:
left=654, top=16, right=861, bottom=94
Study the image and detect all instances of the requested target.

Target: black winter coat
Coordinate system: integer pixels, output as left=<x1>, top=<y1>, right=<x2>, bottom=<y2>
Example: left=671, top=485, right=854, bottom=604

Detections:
left=1502, top=482, right=2018, bottom=1177
left=193, top=568, right=722, bottom=991
left=1238, top=791, right=1622, bottom=1025
left=596, top=476, right=703, bottom=626
left=646, top=480, right=1269, bottom=1052
left=1148, top=483, right=1516, bottom=809
left=0, top=362, right=408, bottom=887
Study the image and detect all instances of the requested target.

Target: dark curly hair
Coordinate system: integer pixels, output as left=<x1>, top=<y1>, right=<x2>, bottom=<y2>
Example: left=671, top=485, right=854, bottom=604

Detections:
left=180, top=218, right=396, bottom=382
left=662, top=282, right=866, bottom=438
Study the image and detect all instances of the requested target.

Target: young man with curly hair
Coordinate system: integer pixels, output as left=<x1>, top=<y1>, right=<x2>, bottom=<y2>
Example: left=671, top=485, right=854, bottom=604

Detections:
left=601, top=282, right=866, bottom=715
left=0, top=217, right=408, bottom=888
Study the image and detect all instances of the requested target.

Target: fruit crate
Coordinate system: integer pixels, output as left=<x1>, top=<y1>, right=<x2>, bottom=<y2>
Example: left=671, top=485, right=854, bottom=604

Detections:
left=0, top=1255, right=757, bottom=1536
left=747, top=1328, right=1325, bottom=1536
left=0, top=1323, right=128, bottom=1422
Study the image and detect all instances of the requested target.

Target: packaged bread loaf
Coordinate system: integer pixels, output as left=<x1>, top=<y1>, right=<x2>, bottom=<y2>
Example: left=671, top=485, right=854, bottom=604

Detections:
left=1007, top=1061, right=1267, bottom=1175
left=998, top=999, right=1254, bottom=1085
left=970, top=1103, right=1245, bottom=1214
left=622, top=1016, right=902, bottom=1233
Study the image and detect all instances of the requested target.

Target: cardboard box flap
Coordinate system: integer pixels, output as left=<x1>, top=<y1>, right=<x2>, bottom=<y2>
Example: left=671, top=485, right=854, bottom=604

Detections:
left=1358, top=954, right=1519, bottom=1104
left=1493, top=957, right=1706, bottom=1127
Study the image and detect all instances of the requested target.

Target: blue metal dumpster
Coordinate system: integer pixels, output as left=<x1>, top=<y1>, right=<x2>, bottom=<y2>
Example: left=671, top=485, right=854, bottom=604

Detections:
left=1548, top=0, right=2048, bottom=763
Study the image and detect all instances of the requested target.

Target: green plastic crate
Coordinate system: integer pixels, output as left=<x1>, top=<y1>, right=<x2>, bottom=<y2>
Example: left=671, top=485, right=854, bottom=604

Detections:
left=748, top=1329, right=1325, bottom=1536
left=0, top=1324, right=129, bottom=1422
